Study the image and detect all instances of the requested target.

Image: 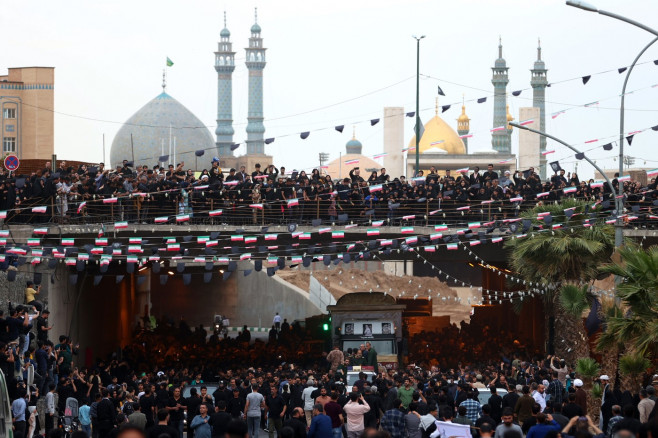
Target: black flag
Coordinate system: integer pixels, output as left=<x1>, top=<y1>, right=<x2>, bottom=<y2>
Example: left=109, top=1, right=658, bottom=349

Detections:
left=550, top=161, right=562, bottom=172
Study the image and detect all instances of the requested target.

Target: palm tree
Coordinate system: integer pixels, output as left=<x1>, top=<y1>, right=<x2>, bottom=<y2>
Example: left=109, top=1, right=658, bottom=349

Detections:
left=505, top=199, right=615, bottom=363
left=618, top=353, right=651, bottom=393
left=576, top=357, right=602, bottom=420
left=598, top=245, right=658, bottom=358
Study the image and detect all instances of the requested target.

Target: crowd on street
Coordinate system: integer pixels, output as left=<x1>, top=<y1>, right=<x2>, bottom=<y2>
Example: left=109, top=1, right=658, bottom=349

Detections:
left=1, top=298, right=657, bottom=438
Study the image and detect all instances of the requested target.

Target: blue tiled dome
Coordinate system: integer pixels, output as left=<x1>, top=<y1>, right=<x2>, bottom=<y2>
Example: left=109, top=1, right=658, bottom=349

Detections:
left=220, top=27, right=230, bottom=38
left=110, top=92, right=215, bottom=167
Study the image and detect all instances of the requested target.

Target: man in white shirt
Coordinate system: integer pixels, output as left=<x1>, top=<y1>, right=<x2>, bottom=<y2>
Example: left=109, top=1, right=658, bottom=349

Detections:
left=531, top=383, right=546, bottom=413
left=273, top=313, right=282, bottom=332
left=302, top=378, right=318, bottom=426
left=45, top=383, right=56, bottom=433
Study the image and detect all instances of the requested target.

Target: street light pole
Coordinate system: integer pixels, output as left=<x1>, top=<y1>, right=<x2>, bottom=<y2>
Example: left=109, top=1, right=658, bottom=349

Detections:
left=510, top=122, right=617, bottom=198
left=510, top=122, right=623, bottom=246
left=413, top=35, right=425, bottom=176
left=565, top=1, right=658, bottom=248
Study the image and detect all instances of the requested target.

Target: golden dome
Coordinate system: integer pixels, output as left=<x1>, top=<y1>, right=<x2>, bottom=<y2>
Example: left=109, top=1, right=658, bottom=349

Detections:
left=408, top=114, right=466, bottom=155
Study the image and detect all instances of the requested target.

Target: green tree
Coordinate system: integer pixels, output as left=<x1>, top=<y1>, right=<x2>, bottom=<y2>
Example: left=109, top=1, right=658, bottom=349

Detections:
left=505, top=199, right=615, bottom=363
left=576, top=357, right=602, bottom=420
left=598, top=245, right=658, bottom=358
left=618, top=353, right=651, bottom=393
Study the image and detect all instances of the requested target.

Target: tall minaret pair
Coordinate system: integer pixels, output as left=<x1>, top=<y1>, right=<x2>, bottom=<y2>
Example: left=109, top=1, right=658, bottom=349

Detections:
left=214, top=9, right=267, bottom=157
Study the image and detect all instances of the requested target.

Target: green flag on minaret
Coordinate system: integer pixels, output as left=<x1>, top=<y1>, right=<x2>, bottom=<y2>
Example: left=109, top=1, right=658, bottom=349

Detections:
left=166, top=57, right=174, bottom=67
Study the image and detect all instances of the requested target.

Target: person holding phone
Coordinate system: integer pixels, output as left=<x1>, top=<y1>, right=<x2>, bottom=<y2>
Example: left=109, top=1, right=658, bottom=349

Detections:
left=25, top=281, right=43, bottom=313
left=342, top=392, right=370, bottom=438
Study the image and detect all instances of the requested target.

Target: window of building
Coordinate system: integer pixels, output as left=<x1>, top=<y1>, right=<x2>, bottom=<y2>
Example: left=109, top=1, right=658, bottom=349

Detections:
left=3, top=108, right=16, bottom=119
left=3, top=137, right=16, bottom=153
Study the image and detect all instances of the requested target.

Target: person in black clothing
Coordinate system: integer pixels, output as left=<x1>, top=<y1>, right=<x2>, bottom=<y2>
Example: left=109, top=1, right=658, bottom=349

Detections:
left=167, top=387, right=186, bottom=438
left=363, top=386, right=382, bottom=428
left=502, top=385, right=520, bottom=411
left=139, top=387, right=156, bottom=429
left=35, top=310, right=51, bottom=343
left=474, top=404, right=497, bottom=437
left=210, top=401, right=234, bottom=438
left=148, top=410, right=179, bottom=438
left=98, top=388, right=118, bottom=438
left=186, top=387, right=202, bottom=438
left=562, top=392, right=583, bottom=419
left=487, top=387, right=503, bottom=424
left=266, top=385, right=287, bottom=438
left=227, top=388, right=246, bottom=418
left=284, top=407, right=307, bottom=438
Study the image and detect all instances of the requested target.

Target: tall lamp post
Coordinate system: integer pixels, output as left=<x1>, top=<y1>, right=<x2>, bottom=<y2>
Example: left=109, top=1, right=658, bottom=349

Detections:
left=566, top=1, right=658, bottom=248
left=510, top=122, right=619, bottom=220
left=511, top=122, right=622, bottom=251
left=412, top=35, right=425, bottom=176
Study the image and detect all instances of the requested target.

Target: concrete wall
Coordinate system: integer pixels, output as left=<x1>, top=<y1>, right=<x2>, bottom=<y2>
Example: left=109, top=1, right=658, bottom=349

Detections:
left=309, top=275, right=336, bottom=312
left=236, top=262, right=323, bottom=328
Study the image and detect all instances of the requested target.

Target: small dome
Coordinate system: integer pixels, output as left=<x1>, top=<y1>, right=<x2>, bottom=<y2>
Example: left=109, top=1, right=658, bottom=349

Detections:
left=220, top=27, right=231, bottom=37
left=251, top=23, right=261, bottom=33
left=346, top=138, right=362, bottom=155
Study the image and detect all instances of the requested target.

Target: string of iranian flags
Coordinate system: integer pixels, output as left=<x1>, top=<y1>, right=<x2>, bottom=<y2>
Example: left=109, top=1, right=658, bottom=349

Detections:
left=0, top=206, right=640, bottom=269
left=0, top=211, right=639, bottom=303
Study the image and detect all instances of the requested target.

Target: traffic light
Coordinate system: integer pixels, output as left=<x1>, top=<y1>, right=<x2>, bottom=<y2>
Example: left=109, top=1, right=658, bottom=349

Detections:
left=322, top=323, right=329, bottom=331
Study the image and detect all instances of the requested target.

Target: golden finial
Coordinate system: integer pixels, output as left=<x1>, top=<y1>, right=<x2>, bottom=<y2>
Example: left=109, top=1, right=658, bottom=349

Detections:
left=352, top=126, right=356, bottom=140
left=435, top=97, right=439, bottom=116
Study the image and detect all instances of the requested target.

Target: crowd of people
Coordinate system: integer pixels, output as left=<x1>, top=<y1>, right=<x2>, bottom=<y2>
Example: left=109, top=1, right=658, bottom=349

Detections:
left=2, top=159, right=658, bottom=226
left=1, top=298, right=657, bottom=438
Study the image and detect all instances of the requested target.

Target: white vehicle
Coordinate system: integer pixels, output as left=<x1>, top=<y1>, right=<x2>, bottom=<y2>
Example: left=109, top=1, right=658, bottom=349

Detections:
left=477, top=388, right=508, bottom=406
left=346, top=366, right=377, bottom=387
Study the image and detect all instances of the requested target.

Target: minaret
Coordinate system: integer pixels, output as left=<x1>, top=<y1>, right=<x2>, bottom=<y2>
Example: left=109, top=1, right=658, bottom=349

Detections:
left=491, top=38, right=511, bottom=154
left=531, top=38, right=548, bottom=179
left=457, top=95, right=470, bottom=153
left=215, top=12, right=236, bottom=156
left=245, top=8, right=267, bottom=155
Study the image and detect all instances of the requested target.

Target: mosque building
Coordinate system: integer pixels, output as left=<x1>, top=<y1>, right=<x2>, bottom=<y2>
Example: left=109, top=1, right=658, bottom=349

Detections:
left=109, top=23, right=547, bottom=180
left=110, top=9, right=272, bottom=171
left=379, top=39, right=547, bottom=179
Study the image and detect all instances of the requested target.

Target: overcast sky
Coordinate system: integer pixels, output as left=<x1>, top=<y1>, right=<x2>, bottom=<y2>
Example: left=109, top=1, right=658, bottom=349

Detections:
left=4, top=0, right=658, bottom=179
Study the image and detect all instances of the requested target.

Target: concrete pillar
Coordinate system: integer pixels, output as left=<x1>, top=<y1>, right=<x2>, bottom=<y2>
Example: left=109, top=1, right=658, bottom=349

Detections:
left=518, top=107, right=541, bottom=171
left=383, top=107, right=405, bottom=179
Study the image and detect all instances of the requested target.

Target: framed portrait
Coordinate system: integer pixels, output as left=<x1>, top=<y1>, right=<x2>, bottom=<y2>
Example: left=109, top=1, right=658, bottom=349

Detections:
left=363, top=324, right=373, bottom=336
left=382, top=323, right=391, bottom=334
left=344, top=323, right=354, bottom=335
